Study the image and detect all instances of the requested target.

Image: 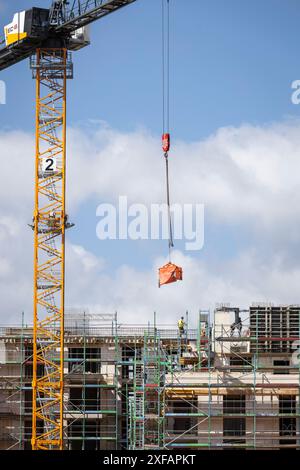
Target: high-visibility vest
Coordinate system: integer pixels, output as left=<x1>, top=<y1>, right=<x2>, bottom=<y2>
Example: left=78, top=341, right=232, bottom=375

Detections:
left=178, top=320, right=184, bottom=329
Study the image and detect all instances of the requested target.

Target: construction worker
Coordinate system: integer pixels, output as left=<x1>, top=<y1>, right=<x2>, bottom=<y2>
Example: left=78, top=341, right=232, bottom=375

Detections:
left=178, top=316, right=185, bottom=336
left=48, top=211, right=56, bottom=229
left=230, top=309, right=243, bottom=337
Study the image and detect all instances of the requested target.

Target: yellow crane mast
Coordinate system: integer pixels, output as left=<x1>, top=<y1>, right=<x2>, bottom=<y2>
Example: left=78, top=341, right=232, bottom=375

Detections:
left=31, top=48, right=72, bottom=450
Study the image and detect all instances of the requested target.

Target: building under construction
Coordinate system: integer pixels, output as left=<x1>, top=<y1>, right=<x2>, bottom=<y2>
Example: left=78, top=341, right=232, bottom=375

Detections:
left=0, top=305, right=299, bottom=450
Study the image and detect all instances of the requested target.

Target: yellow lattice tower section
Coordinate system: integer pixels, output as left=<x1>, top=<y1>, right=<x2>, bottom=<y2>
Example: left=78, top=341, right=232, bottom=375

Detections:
left=31, top=49, right=73, bottom=450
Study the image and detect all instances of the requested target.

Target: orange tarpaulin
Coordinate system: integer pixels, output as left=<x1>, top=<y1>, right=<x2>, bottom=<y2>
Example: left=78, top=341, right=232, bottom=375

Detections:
left=159, top=262, right=183, bottom=287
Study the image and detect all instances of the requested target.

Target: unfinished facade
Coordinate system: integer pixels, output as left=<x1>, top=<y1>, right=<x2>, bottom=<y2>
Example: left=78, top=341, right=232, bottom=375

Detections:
left=0, top=306, right=299, bottom=450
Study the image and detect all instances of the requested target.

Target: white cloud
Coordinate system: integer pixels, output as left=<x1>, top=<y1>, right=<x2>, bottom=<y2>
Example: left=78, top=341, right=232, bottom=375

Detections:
left=66, top=120, right=300, bottom=237
left=70, top=243, right=104, bottom=272
left=1, top=119, right=300, bottom=325
left=0, top=130, right=34, bottom=215
left=3, top=120, right=300, bottom=236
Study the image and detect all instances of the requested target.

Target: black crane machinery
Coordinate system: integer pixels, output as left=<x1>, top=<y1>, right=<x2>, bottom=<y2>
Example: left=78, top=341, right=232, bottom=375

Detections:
left=0, top=0, right=137, bottom=450
left=0, top=1, right=137, bottom=70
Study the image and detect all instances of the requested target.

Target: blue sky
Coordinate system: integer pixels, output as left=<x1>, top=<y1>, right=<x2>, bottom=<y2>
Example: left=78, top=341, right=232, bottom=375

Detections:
left=1, top=0, right=300, bottom=323
left=1, top=0, right=300, bottom=138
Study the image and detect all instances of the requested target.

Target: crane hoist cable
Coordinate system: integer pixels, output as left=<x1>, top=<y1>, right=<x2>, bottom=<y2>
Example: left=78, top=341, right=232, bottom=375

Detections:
left=162, top=0, right=172, bottom=257
left=162, top=0, right=173, bottom=256
left=159, top=0, right=183, bottom=288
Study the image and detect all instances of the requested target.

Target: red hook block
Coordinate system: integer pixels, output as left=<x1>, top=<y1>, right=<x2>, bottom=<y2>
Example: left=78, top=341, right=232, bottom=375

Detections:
left=162, top=133, right=170, bottom=153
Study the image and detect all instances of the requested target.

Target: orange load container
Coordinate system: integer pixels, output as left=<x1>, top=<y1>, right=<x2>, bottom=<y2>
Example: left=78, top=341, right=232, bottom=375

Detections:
left=159, top=262, right=183, bottom=288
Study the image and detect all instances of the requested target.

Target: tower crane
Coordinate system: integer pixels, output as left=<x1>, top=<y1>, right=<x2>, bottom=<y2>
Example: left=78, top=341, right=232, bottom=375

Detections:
left=0, top=0, right=137, bottom=450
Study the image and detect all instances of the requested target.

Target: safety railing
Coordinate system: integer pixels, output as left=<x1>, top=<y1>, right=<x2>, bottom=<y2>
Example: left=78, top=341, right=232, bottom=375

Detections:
left=0, top=325, right=199, bottom=340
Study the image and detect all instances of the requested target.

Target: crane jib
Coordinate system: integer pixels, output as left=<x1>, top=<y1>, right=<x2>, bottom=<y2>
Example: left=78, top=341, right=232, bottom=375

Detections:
left=55, top=0, right=137, bottom=32
left=0, top=0, right=137, bottom=71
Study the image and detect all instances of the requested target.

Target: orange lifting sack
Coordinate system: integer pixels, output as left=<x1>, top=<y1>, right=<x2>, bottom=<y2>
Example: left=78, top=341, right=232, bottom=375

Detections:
left=159, top=262, right=183, bottom=287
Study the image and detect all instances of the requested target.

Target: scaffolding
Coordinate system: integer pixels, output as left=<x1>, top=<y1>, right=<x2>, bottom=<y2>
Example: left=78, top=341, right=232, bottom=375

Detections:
left=0, top=305, right=299, bottom=450
left=143, top=330, right=165, bottom=449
